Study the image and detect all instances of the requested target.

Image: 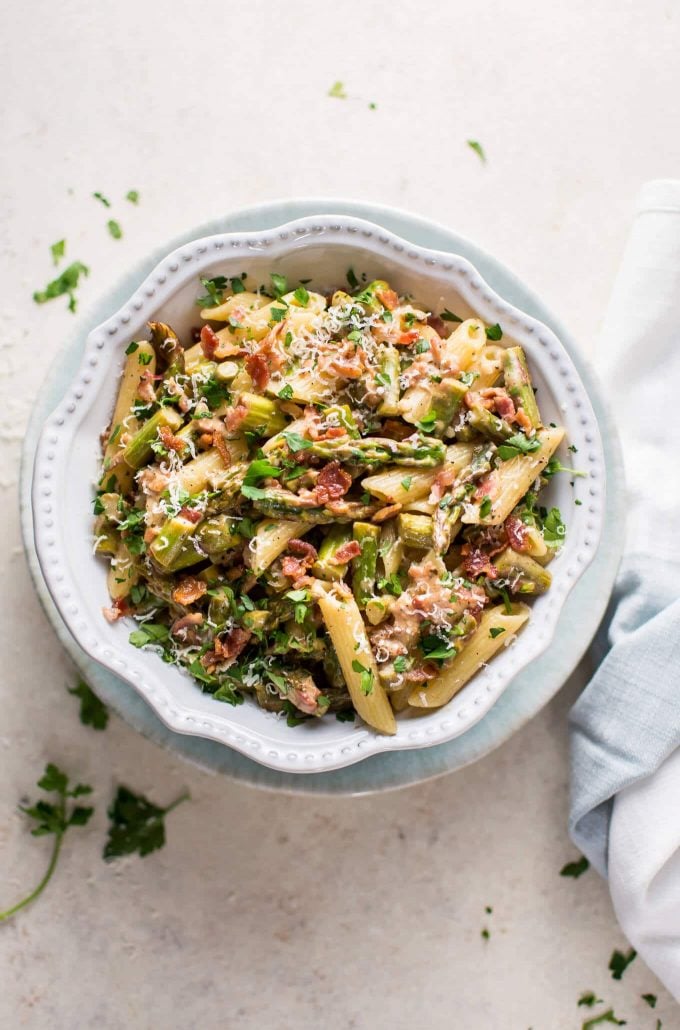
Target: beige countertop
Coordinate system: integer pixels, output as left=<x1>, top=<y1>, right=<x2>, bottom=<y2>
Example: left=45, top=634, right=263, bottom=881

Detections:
left=1, top=0, right=678, bottom=1026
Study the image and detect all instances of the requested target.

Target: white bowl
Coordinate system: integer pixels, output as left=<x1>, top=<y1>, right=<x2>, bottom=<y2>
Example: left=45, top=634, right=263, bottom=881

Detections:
left=32, top=215, right=605, bottom=773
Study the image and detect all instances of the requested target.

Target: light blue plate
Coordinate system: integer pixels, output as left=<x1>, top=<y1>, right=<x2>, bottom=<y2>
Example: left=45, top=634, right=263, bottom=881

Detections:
left=20, top=199, right=624, bottom=795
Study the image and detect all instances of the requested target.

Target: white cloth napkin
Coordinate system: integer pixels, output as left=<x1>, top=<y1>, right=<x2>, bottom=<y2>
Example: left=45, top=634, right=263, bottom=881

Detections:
left=569, top=180, right=680, bottom=1001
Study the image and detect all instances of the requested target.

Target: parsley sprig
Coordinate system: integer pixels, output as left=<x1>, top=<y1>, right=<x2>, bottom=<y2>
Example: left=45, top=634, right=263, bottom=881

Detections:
left=0, top=764, right=94, bottom=923
left=103, top=786, right=189, bottom=860
left=67, top=679, right=109, bottom=731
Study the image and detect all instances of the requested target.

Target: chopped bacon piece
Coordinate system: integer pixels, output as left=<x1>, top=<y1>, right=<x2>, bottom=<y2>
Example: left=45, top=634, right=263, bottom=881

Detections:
left=102, top=597, right=129, bottom=622
left=302, top=407, right=348, bottom=441
left=224, top=402, right=248, bottom=433
left=462, top=548, right=498, bottom=580
left=202, top=626, right=252, bottom=671
left=406, top=662, right=439, bottom=683
left=429, top=465, right=459, bottom=504
left=158, top=424, right=186, bottom=454
left=396, top=329, right=421, bottom=346
left=178, top=506, right=203, bottom=524
left=474, top=471, right=500, bottom=502
left=332, top=540, right=361, bottom=564
left=171, top=612, right=204, bottom=637
left=372, top=502, right=402, bottom=523
left=138, top=370, right=157, bottom=404
left=213, top=431, right=232, bottom=468
left=172, top=576, right=207, bottom=606
left=281, top=556, right=310, bottom=583
left=376, top=288, right=398, bottom=310
left=200, top=325, right=220, bottom=360
left=381, top=419, right=413, bottom=441
left=245, top=351, right=270, bottom=390
left=289, top=674, right=322, bottom=715
left=505, top=515, right=530, bottom=553
left=491, top=391, right=515, bottom=421
left=313, top=461, right=352, bottom=504
left=515, top=407, right=533, bottom=432
left=454, top=585, right=489, bottom=615
left=288, top=539, right=318, bottom=562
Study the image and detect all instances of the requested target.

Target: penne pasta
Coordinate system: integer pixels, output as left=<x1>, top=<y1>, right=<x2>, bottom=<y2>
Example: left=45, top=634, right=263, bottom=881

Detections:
left=246, top=519, right=310, bottom=576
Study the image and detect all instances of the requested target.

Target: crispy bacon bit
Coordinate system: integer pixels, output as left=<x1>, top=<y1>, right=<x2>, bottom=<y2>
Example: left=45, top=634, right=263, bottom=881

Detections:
left=515, top=407, right=532, bottom=432
left=171, top=612, right=204, bottom=637
left=213, top=431, right=232, bottom=468
left=198, top=433, right=213, bottom=448
left=178, top=506, right=203, bottom=524
left=474, top=471, right=500, bottom=502
left=172, top=576, right=208, bottom=606
left=313, top=461, right=352, bottom=504
left=505, top=515, right=530, bottom=553
left=381, top=419, right=413, bottom=441
left=200, top=325, right=220, bottom=360
left=396, top=329, right=421, bottom=346
left=290, top=675, right=322, bottom=715
left=288, top=539, right=318, bottom=562
left=427, top=313, right=448, bottom=337
left=462, top=548, right=498, bottom=580
left=332, top=539, right=361, bottom=564
left=490, top=391, right=515, bottom=421
left=454, top=585, right=489, bottom=616
left=102, top=597, right=129, bottom=622
left=138, top=370, right=157, bottom=404
left=202, top=626, right=252, bottom=671
left=302, top=408, right=346, bottom=441
left=429, top=465, right=459, bottom=504
left=376, top=288, right=398, bottom=310
left=281, top=556, right=309, bottom=582
left=372, top=502, right=403, bottom=523
left=245, top=351, right=270, bottom=390
left=224, top=402, right=248, bottom=434
left=158, top=424, right=186, bottom=454
left=406, top=662, right=439, bottom=683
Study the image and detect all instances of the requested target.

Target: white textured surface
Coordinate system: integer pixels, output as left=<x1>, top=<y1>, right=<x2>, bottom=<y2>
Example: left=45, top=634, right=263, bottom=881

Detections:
left=1, top=0, right=678, bottom=1027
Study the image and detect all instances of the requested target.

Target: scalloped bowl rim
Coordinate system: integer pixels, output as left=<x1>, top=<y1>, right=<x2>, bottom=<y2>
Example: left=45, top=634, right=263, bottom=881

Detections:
left=31, top=215, right=605, bottom=773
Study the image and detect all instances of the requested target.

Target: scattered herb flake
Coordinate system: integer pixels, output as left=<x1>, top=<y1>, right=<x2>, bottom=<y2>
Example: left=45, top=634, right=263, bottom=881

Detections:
left=560, top=855, right=590, bottom=878
left=641, top=994, right=657, bottom=1009
left=467, top=140, right=486, bottom=163
left=581, top=1009, right=626, bottom=1029
left=0, top=764, right=94, bottom=923
left=33, top=261, right=89, bottom=313
left=67, top=679, right=109, bottom=731
left=336, top=709, right=355, bottom=723
left=125, top=341, right=139, bottom=355
left=347, top=267, right=359, bottom=290
left=351, top=659, right=374, bottom=695
left=270, top=306, right=287, bottom=323
left=485, top=323, right=503, bottom=341
left=489, top=626, right=505, bottom=639
left=103, top=785, right=189, bottom=860
left=440, top=309, right=463, bottom=323
left=270, top=273, right=288, bottom=298
left=579, top=992, right=603, bottom=1008
left=126, top=190, right=140, bottom=204
left=608, top=948, right=636, bottom=981
left=479, top=497, right=492, bottom=518
left=481, top=927, right=490, bottom=940
left=328, top=81, right=347, bottom=99
left=50, top=239, right=66, bottom=266
left=278, top=384, right=294, bottom=400
left=93, top=191, right=111, bottom=207
left=283, top=431, right=313, bottom=453
left=107, top=219, right=123, bottom=240
left=293, top=285, right=310, bottom=307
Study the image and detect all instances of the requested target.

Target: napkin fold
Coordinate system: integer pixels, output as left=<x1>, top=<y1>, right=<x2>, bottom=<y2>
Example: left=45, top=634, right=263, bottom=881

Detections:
left=570, top=180, right=680, bottom=1001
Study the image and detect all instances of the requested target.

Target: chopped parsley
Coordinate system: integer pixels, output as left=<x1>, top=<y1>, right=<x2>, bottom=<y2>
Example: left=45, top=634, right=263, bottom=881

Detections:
left=328, top=80, right=347, bottom=99
left=293, top=285, right=310, bottom=307
left=560, top=855, right=589, bottom=878
left=351, top=659, right=374, bottom=695
left=466, top=140, right=486, bottom=163
left=278, top=384, right=294, bottom=400
left=50, top=239, right=66, bottom=266
left=138, top=351, right=152, bottom=365
left=270, top=272, right=287, bottom=298
left=489, top=626, right=505, bottom=639
left=196, top=275, right=229, bottom=307
left=608, top=947, right=636, bottom=981
left=544, top=457, right=587, bottom=479
left=283, top=430, right=313, bottom=453
left=543, top=507, right=566, bottom=543
left=346, top=267, right=359, bottom=290
left=129, top=623, right=170, bottom=649
left=414, top=338, right=430, bottom=354
left=641, top=995, right=657, bottom=1009
left=126, top=190, right=140, bottom=204
left=107, top=219, right=123, bottom=239
left=581, top=1010, right=626, bottom=1029
left=481, top=927, right=490, bottom=940
left=401, top=476, right=413, bottom=491
left=241, top=458, right=280, bottom=500
left=67, top=679, right=109, bottom=730
left=103, top=785, right=189, bottom=860
left=33, top=261, right=89, bottom=313
left=578, top=993, right=603, bottom=1009
left=270, top=306, right=287, bottom=323
left=496, top=433, right=541, bottom=460
left=125, top=341, right=139, bottom=355
left=0, top=764, right=93, bottom=923
left=440, top=309, right=463, bottom=323
left=93, top=191, right=111, bottom=207
left=415, top=411, right=438, bottom=434
left=479, top=496, right=492, bottom=518
left=336, top=709, right=355, bottom=723
left=485, top=323, right=503, bottom=341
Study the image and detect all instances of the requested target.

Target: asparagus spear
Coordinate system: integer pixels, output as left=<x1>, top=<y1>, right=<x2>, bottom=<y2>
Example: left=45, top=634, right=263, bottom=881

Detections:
left=423, top=379, right=469, bottom=437
left=312, top=525, right=353, bottom=581
left=376, top=345, right=400, bottom=416
left=252, top=489, right=378, bottom=524
left=397, top=513, right=434, bottom=550
left=148, top=321, right=185, bottom=377
left=122, top=407, right=184, bottom=470
left=149, top=514, right=202, bottom=570
left=493, top=547, right=552, bottom=594
left=503, top=346, right=542, bottom=428
left=238, top=392, right=287, bottom=436
left=352, top=522, right=381, bottom=607
left=466, top=402, right=515, bottom=442
left=280, top=435, right=446, bottom=469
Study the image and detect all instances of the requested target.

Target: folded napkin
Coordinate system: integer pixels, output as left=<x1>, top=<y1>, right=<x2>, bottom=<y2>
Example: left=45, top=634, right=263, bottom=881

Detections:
left=570, top=180, right=680, bottom=1000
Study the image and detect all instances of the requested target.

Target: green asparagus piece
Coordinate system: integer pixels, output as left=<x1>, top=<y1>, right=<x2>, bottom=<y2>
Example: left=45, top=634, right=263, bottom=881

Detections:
left=432, top=502, right=462, bottom=554
left=494, top=547, right=552, bottom=594
left=422, top=379, right=469, bottom=437
left=196, top=515, right=242, bottom=557
left=376, top=345, right=400, bottom=416
left=216, top=360, right=241, bottom=382
left=148, top=321, right=185, bottom=377
left=351, top=522, right=381, bottom=607
left=466, top=402, right=515, bottom=442
left=252, top=489, right=378, bottom=524
left=242, top=609, right=273, bottom=633
left=282, top=435, right=446, bottom=469
left=503, top=346, right=542, bottom=428
left=149, top=514, right=201, bottom=570
left=239, top=392, right=287, bottom=436
left=122, top=407, right=184, bottom=470
left=207, top=585, right=235, bottom=627
left=354, top=279, right=390, bottom=311
left=312, top=525, right=353, bottom=581
left=397, top=512, right=434, bottom=550
left=93, top=518, right=118, bottom=555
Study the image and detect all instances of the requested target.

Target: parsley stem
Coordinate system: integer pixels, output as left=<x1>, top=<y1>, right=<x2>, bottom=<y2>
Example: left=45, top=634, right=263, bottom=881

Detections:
left=162, top=791, right=190, bottom=815
left=0, top=826, right=64, bottom=923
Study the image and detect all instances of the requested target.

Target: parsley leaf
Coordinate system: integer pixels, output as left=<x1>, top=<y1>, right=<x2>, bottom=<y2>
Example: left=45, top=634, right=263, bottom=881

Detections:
left=33, top=261, right=89, bottom=313
left=336, top=709, right=355, bottom=723
left=103, top=786, right=189, bottom=860
left=281, top=700, right=308, bottom=727
left=93, top=191, right=111, bottom=207
left=293, top=285, right=310, bottom=307
left=581, top=1009, right=627, bottom=1029
left=351, top=659, right=374, bottom=695
left=328, top=80, right=347, bottom=99
left=270, top=306, right=287, bottom=323
left=560, top=855, right=589, bottom=878
left=485, top=323, right=503, bottom=340
left=107, top=219, right=123, bottom=240
left=270, top=272, right=288, bottom=298
left=578, top=993, right=603, bottom=1008
left=466, top=139, right=486, bottom=163
left=0, top=764, right=94, bottom=923
left=129, top=623, right=170, bottom=649
left=543, top=507, right=566, bottom=543
left=126, top=190, right=140, bottom=204
left=641, top=995, right=657, bottom=1009
left=489, top=627, right=505, bottom=639
left=440, top=309, right=463, bottom=323
left=479, top=496, right=492, bottom=518
left=278, top=384, right=294, bottom=400
left=67, top=679, right=109, bottom=731
left=196, top=275, right=229, bottom=307
left=415, top=411, right=437, bottom=433
left=608, top=947, right=636, bottom=981
left=401, top=476, right=413, bottom=491
left=496, top=433, right=541, bottom=460
left=283, top=431, right=313, bottom=453
left=125, top=341, right=139, bottom=355
left=544, top=457, right=588, bottom=479
left=50, top=239, right=66, bottom=266
left=347, top=267, right=359, bottom=290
